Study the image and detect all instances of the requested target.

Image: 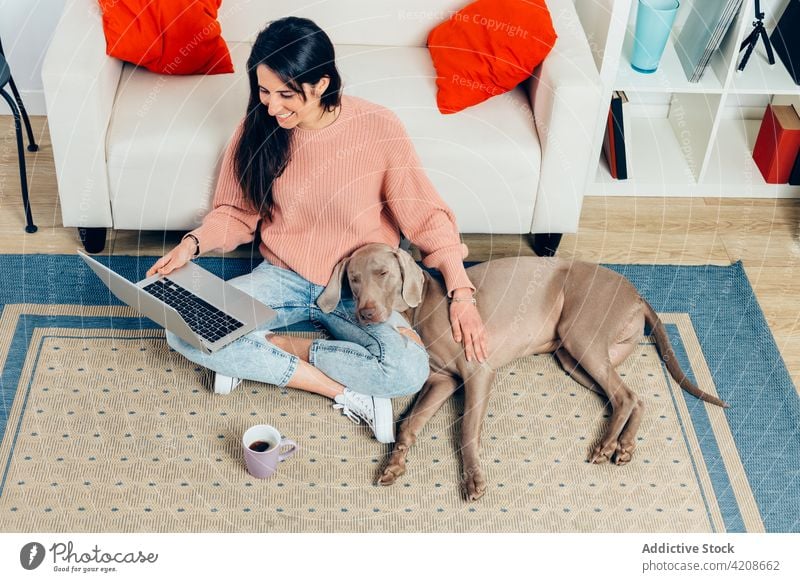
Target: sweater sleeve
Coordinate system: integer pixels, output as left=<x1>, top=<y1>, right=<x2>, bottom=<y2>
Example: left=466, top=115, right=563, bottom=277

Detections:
left=188, top=123, right=260, bottom=254
left=382, top=116, right=474, bottom=295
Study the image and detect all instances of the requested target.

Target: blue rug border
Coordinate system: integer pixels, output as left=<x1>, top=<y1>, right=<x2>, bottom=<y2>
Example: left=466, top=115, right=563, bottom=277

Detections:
left=603, top=261, right=800, bottom=533
left=0, top=254, right=797, bottom=532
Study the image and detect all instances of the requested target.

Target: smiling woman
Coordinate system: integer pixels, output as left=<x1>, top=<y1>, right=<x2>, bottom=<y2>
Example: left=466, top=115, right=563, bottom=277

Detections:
left=145, top=17, right=486, bottom=446
left=235, top=17, right=343, bottom=219
left=256, top=66, right=339, bottom=130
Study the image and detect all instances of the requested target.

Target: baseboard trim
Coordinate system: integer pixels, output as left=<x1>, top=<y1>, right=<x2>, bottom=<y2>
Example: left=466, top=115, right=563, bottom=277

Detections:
left=0, top=90, right=47, bottom=116
left=587, top=186, right=800, bottom=198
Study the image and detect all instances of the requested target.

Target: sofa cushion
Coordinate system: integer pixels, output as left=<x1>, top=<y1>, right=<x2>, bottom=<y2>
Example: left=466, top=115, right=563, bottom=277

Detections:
left=107, top=43, right=540, bottom=233
left=99, top=0, right=233, bottom=75
left=427, top=0, right=556, bottom=113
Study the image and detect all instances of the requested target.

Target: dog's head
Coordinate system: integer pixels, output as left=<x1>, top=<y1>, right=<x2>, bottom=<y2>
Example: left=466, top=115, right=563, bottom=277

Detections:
left=316, top=243, right=425, bottom=324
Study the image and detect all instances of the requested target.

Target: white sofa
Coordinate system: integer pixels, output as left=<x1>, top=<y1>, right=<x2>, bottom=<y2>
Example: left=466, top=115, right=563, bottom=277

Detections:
left=42, top=0, right=602, bottom=254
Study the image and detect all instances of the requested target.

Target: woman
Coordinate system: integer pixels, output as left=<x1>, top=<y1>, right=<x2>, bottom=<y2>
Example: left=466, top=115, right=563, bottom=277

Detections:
left=147, top=17, right=487, bottom=444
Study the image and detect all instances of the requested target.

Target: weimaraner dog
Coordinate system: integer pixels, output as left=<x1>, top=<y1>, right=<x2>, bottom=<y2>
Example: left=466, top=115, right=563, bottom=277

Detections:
left=317, top=243, right=728, bottom=501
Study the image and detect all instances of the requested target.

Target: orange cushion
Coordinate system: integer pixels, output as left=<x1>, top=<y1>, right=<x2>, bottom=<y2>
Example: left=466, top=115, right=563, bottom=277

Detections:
left=427, top=0, right=556, bottom=114
left=98, top=0, right=233, bottom=75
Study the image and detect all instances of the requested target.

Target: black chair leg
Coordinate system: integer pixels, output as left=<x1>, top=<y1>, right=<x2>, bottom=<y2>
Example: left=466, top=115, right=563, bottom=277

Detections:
left=6, top=75, right=37, bottom=151
left=1, top=87, right=37, bottom=233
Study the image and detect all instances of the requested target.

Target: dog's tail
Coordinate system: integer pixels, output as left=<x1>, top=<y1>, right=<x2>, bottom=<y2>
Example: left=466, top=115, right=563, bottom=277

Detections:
left=642, top=300, right=729, bottom=409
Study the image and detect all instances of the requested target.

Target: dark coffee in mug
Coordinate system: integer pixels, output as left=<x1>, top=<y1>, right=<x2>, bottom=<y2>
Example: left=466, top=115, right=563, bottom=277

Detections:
left=248, top=440, right=274, bottom=453
left=243, top=424, right=298, bottom=478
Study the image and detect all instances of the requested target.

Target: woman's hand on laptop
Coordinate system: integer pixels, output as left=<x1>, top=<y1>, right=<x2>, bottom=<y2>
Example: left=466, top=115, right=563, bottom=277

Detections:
left=146, top=238, right=197, bottom=277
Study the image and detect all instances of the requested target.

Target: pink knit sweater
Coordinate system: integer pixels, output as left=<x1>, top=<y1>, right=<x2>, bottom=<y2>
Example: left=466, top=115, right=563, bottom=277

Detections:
left=190, top=95, right=474, bottom=294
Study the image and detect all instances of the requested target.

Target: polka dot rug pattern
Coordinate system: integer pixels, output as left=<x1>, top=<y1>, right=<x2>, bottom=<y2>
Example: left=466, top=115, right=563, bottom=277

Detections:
left=0, top=316, right=745, bottom=532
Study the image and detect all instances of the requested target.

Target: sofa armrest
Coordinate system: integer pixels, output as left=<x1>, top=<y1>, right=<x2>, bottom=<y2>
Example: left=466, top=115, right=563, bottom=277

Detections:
left=42, top=0, right=122, bottom=229
left=525, top=0, right=604, bottom=235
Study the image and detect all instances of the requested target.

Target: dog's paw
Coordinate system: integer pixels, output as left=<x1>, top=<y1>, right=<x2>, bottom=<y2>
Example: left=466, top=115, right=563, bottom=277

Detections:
left=461, top=467, right=487, bottom=501
left=377, top=463, right=405, bottom=486
left=377, top=444, right=410, bottom=486
left=588, top=441, right=617, bottom=464
left=588, top=451, right=610, bottom=464
left=614, top=442, right=635, bottom=465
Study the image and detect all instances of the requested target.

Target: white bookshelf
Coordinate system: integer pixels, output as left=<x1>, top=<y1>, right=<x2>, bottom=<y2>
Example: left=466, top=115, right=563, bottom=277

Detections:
left=575, top=0, right=800, bottom=198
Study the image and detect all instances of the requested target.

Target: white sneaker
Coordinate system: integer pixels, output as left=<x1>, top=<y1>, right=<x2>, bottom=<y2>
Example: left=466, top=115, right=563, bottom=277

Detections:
left=333, top=389, right=394, bottom=443
left=213, top=373, right=241, bottom=395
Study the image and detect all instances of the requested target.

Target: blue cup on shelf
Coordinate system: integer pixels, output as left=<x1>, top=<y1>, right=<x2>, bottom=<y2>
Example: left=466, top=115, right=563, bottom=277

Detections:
left=631, top=0, right=680, bottom=74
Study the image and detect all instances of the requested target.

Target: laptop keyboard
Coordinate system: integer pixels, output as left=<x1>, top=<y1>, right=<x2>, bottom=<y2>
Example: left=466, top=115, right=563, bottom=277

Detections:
left=143, top=279, right=245, bottom=343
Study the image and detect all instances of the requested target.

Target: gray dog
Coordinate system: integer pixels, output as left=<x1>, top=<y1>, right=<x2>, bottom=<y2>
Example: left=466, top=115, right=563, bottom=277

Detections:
left=317, top=243, right=728, bottom=501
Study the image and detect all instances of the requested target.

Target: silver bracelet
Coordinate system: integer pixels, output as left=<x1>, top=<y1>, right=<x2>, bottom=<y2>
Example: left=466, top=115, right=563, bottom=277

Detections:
left=450, top=296, right=476, bottom=304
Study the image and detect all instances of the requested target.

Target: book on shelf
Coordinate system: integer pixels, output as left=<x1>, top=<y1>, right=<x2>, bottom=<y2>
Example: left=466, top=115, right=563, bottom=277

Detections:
left=771, top=95, right=800, bottom=118
left=771, top=97, right=800, bottom=185
left=770, top=0, right=800, bottom=85
left=752, top=104, right=800, bottom=184
left=602, top=91, right=628, bottom=180
left=676, top=0, right=744, bottom=83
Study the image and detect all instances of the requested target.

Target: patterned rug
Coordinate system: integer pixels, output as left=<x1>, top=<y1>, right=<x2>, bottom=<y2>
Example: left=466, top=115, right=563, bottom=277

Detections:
left=0, top=255, right=797, bottom=532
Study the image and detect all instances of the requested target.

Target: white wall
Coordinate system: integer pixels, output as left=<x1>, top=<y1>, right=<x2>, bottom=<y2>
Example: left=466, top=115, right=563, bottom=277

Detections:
left=1, top=0, right=67, bottom=115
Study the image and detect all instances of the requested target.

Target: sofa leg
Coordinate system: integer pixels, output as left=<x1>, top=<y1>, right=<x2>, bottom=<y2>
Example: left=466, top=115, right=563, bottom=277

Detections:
left=530, top=233, right=562, bottom=257
left=79, top=227, right=107, bottom=253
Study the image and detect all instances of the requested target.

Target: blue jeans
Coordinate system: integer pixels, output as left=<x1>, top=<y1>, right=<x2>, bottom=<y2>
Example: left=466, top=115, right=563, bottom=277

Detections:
left=166, top=261, right=430, bottom=398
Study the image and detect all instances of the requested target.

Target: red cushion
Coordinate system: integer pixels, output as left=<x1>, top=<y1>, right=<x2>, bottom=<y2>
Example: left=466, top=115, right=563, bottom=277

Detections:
left=427, top=0, right=556, bottom=114
left=98, top=0, right=233, bottom=75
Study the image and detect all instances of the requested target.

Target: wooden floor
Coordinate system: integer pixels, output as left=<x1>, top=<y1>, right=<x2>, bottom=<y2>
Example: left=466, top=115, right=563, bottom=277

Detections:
left=2, top=116, right=799, bottom=389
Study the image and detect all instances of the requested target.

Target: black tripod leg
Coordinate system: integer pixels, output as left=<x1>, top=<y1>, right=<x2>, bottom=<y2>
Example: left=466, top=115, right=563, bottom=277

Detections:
left=6, top=76, right=38, bottom=151
left=739, top=28, right=758, bottom=52
left=738, top=37, right=757, bottom=71
left=759, top=27, right=775, bottom=65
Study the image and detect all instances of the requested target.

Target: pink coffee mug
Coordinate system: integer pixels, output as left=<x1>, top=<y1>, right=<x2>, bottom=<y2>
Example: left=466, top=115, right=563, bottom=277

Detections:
left=242, top=424, right=299, bottom=479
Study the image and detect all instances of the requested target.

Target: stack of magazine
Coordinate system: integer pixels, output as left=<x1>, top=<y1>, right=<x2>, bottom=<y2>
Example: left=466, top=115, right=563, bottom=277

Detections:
left=676, top=0, right=744, bottom=82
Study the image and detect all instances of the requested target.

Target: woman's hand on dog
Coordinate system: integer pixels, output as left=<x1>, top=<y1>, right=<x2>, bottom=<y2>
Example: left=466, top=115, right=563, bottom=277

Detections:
left=449, top=288, right=488, bottom=363
left=145, top=238, right=196, bottom=277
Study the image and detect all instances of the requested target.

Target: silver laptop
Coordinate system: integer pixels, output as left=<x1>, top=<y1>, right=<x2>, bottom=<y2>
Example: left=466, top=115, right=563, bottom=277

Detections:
left=78, top=250, right=276, bottom=354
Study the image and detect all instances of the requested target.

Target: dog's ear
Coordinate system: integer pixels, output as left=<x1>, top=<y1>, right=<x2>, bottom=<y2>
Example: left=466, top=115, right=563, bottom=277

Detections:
left=317, top=256, right=350, bottom=313
left=393, top=248, right=425, bottom=308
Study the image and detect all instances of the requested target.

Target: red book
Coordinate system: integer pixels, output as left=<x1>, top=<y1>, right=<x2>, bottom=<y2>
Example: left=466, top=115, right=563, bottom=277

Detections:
left=752, top=104, right=800, bottom=184
left=603, top=107, right=619, bottom=179
left=601, top=92, right=627, bottom=180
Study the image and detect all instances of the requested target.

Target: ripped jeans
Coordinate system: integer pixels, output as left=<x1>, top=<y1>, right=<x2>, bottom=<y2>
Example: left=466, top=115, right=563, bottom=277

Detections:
left=166, top=260, right=430, bottom=398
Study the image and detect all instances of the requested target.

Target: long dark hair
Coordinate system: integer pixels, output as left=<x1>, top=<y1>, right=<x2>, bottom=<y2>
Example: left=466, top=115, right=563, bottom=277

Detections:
left=235, top=17, right=342, bottom=220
